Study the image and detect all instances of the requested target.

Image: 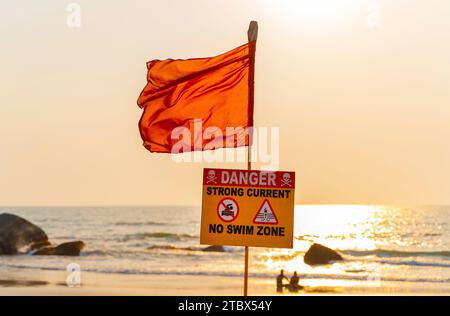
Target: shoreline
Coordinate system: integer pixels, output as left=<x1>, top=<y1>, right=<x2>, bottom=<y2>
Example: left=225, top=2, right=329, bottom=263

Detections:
left=1, top=269, right=449, bottom=296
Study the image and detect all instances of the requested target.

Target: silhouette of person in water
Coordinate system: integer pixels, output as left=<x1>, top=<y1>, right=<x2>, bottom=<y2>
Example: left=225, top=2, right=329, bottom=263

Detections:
left=276, top=269, right=288, bottom=292
left=287, top=271, right=304, bottom=292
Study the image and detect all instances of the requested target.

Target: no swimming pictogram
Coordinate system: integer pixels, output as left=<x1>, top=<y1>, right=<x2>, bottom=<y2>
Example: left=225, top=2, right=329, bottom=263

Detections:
left=217, top=197, right=239, bottom=222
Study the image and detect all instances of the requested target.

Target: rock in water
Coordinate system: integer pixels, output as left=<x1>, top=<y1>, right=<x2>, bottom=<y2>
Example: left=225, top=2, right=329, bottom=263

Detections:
left=33, top=241, right=85, bottom=256
left=0, top=213, right=50, bottom=255
left=202, top=245, right=226, bottom=252
left=304, top=243, right=343, bottom=265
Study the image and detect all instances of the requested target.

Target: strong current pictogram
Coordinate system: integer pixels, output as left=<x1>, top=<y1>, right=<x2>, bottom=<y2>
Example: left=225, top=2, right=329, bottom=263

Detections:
left=253, top=199, right=278, bottom=224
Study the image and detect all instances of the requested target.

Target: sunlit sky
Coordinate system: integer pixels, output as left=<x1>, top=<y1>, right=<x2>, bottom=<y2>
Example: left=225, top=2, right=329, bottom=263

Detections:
left=1, top=0, right=450, bottom=206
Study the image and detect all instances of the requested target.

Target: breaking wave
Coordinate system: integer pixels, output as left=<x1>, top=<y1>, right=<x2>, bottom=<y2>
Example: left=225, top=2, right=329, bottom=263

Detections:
left=115, top=221, right=167, bottom=226
left=120, top=232, right=198, bottom=241
left=341, top=249, right=450, bottom=259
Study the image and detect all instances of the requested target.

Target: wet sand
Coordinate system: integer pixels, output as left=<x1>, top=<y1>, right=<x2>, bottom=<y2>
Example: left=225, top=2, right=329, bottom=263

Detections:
left=0, top=268, right=447, bottom=296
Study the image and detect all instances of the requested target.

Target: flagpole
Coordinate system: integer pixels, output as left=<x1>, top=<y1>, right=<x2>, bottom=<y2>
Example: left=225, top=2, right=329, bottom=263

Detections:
left=244, top=20, right=258, bottom=297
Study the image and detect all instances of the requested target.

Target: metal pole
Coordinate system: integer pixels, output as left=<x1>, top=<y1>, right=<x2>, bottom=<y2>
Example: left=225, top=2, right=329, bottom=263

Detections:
left=244, top=245, right=249, bottom=296
left=244, top=20, right=258, bottom=297
left=244, top=143, right=252, bottom=296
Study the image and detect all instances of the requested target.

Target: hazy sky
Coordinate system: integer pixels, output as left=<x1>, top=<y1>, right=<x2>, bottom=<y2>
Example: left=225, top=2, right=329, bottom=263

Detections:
left=1, top=0, right=450, bottom=206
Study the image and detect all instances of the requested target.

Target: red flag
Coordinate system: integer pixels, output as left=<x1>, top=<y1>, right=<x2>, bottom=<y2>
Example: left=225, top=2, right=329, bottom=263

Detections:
left=137, top=41, right=256, bottom=153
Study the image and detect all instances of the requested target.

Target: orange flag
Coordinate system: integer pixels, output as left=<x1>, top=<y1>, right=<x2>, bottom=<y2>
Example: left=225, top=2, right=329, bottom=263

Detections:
left=137, top=41, right=256, bottom=153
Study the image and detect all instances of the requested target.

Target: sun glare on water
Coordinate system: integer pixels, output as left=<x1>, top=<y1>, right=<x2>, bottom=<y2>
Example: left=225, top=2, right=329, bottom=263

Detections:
left=295, top=205, right=380, bottom=251
left=257, top=205, right=390, bottom=286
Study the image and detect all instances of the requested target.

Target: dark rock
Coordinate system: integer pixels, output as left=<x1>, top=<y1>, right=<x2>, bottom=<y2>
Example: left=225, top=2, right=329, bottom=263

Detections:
left=0, top=213, right=49, bottom=255
left=33, top=241, right=85, bottom=256
left=202, top=245, right=226, bottom=252
left=304, top=243, right=343, bottom=265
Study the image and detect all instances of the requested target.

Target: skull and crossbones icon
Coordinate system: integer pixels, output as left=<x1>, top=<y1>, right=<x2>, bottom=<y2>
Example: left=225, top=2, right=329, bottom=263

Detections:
left=280, top=173, right=292, bottom=187
left=206, top=170, right=217, bottom=184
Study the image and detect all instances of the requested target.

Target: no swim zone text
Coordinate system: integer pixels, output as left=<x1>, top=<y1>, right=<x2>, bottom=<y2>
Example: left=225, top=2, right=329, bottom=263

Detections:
left=209, top=223, right=285, bottom=237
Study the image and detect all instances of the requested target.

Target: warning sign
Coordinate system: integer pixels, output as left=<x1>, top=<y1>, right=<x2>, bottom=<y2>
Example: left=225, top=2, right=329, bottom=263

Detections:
left=253, top=199, right=278, bottom=225
left=200, top=168, right=295, bottom=248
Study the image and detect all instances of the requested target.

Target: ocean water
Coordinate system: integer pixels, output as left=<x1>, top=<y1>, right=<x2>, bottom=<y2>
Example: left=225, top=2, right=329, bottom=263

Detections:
left=1, top=205, right=449, bottom=293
